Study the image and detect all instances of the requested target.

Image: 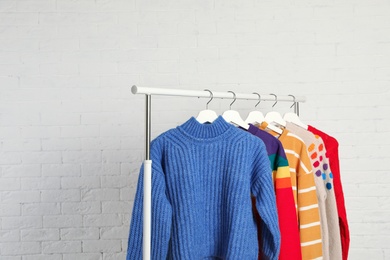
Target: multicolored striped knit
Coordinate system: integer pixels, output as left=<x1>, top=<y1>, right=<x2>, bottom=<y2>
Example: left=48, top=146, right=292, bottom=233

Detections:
left=248, top=124, right=301, bottom=260
left=259, top=123, right=323, bottom=260
left=286, top=122, right=342, bottom=260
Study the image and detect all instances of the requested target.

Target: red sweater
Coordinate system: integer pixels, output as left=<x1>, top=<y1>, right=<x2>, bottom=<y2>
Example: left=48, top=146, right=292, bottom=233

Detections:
left=307, top=125, right=350, bottom=260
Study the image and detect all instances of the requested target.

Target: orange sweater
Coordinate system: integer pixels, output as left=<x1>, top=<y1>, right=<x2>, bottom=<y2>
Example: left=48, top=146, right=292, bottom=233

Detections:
left=260, top=124, right=323, bottom=260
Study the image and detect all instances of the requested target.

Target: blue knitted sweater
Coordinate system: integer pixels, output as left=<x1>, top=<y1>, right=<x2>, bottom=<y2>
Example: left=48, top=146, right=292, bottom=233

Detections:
left=127, top=116, right=281, bottom=260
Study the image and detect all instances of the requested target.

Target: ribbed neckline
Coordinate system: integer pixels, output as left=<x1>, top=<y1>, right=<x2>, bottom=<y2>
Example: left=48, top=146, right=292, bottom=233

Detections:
left=177, top=116, right=234, bottom=141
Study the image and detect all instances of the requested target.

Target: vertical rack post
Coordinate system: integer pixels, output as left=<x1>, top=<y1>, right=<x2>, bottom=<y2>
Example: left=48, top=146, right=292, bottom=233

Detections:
left=143, top=94, right=152, bottom=260
left=145, top=94, right=152, bottom=160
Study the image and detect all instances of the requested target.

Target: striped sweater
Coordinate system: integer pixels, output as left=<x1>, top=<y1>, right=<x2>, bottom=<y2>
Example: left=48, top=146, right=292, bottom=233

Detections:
left=260, top=124, right=323, bottom=260
left=286, top=122, right=342, bottom=260
left=248, top=124, right=301, bottom=260
left=127, top=116, right=281, bottom=259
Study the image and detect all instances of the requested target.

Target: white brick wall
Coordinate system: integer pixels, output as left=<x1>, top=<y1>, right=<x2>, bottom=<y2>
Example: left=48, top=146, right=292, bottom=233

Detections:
left=0, top=0, right=389, bottom=259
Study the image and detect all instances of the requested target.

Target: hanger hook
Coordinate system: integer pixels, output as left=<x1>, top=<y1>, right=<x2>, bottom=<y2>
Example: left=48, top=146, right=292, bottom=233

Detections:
left=269, top=93, right=277, bottom=107
left=227, top=91, right=236, bottom=109
left=204, top=89, right=213, bottom=109
left=288, top=94, right=296, bottom=108
left=252, top=92, right=261, bottom=107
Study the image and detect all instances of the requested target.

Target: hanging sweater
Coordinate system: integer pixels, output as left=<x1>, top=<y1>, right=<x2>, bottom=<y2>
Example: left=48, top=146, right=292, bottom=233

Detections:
left=127, top=116, right=281, bottom=260
left=286, top=122, right=342, bottom=260
left=308, top=125, right=350, bottom=260
left=259, top=123, right=323, bottom=260
left=247, top=125, right=301, bottom=260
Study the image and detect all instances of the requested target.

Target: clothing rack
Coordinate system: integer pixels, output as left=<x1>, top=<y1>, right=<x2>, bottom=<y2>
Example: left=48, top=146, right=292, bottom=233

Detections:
left=130, top=85, right=306, bottom=260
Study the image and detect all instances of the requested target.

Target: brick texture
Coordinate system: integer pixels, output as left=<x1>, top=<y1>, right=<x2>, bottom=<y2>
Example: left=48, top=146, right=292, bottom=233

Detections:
left=0, top=0, right=390, bottom=259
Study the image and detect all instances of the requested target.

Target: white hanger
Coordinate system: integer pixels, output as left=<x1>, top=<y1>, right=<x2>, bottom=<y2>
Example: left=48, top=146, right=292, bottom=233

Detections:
left=265, top=111, right=286, bottom=127
left=284, top=112, right=308, bottom=129
left=245, top=92, right=265, bottom=125
left=222, top=91, right=249, bottom=130
left=196, top=89, right=218, bottom=123
left=265, top=122, right=283, bottom=135
left=265, top=93, right=286, bottom=127
left=283, top=94, right=308, bottom=129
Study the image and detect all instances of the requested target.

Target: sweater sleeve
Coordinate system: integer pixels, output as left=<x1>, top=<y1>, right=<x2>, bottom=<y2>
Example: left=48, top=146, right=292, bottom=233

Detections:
left=274, top=152, right=302, bottom=260
left=251, top=144, right=281, bottom=260
left=297, top=143, right=323, bottom=260
left=322, top=151, right=343, bottom=259
left=126, top=140, right=172, bottom=260
left=329, top=138, right=350, bottom=260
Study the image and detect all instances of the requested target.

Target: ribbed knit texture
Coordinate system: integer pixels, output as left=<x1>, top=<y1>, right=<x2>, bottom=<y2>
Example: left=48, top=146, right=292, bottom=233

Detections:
left=127, top=116, right=281, bottom=260
left=308, top=125, right=350, bottom=260
left=247, top=125, right=301, bottom=260
left=287, top=122, right=342, bottom=260
left=259, top=123, right=323, bottom=260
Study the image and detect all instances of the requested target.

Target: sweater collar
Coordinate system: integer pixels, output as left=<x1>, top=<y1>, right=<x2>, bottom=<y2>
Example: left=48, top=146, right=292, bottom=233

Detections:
left=177, top=116, right=234, bottom=140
